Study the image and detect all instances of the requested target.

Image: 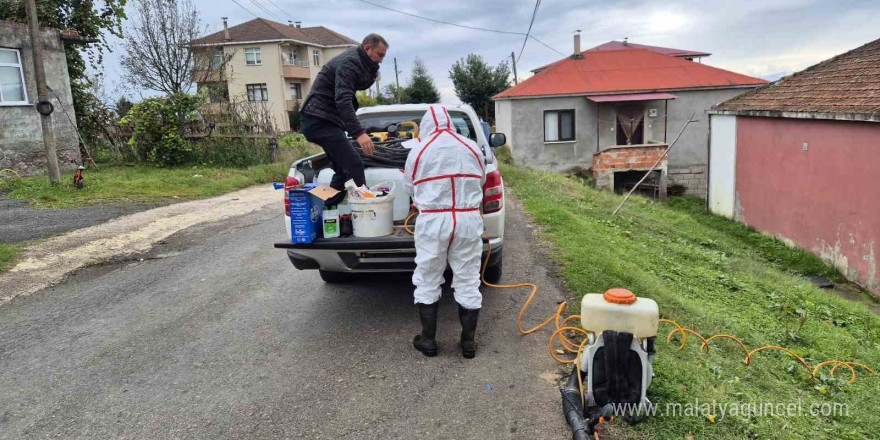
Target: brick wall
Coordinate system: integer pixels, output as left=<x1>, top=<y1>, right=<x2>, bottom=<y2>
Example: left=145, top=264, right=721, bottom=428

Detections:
left=592, top=144, right=668, bottom=192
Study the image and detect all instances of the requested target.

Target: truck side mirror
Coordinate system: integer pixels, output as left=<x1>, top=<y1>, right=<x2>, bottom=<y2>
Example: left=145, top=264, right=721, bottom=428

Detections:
left=489, top=133, right=507, bottom=148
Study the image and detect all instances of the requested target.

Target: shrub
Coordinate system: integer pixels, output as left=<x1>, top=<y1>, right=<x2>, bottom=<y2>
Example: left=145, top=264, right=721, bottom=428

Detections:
left=191, top=136, right=275, bottom=168
left=120, top=93, right=202, bottom=167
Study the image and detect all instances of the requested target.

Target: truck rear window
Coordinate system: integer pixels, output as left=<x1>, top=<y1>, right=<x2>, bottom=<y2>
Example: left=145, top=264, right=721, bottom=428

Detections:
left=358, top=111, right=478, bottom=142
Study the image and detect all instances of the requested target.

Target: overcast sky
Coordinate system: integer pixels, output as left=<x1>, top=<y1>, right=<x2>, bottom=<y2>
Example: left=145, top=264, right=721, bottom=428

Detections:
left=97, top=0, right=880, bottom=104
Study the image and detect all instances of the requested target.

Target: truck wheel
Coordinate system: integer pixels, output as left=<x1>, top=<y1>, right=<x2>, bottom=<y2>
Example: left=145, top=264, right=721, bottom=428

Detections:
left=319, top=270, right=350, bottom=283
left=483, top=259, right=503, bottom=284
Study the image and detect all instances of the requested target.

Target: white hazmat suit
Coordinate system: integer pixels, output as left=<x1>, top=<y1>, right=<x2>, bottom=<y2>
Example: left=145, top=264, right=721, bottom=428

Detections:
left=404, top=105, right=486, bottom=310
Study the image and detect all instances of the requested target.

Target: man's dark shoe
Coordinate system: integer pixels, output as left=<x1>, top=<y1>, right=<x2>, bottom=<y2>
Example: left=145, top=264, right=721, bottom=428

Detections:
left=413, top=302, right=439, bottom=357
left=458, top=304, right=480, bottom=359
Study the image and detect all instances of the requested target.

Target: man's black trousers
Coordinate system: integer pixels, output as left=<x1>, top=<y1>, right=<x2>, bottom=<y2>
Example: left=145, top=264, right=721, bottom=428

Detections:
left=301, top=114, right=367, bottom=195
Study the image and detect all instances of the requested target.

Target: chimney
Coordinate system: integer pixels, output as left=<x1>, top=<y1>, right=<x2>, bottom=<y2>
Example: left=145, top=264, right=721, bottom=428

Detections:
left=623, top=37, right=629, bottom=46
left=295, top=21, right=302, bottom=29
left=288, top=20, right=294, bottom=27
left=572, top=30, right=583, bottom=59
left=222, top=17, right=230, bottom=40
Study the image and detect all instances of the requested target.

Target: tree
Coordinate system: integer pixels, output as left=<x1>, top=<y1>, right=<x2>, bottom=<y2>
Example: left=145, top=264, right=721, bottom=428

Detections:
left=121, top=0, right=202, bottom=95
left=356, top=91, right=379, bottom=108
left=115, top=97, right=134, bottom=119
left=449, top=54, right=511, bottom=123
left=404, top=58, right=439, bottom=104
left=1, top=0, right=127, bottom=155
left=379, top=84, right=406, bottom=105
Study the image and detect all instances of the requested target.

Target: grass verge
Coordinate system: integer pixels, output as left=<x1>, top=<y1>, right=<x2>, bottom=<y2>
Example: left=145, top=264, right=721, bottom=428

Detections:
left=0, top=144, right=320, bottom=209
left=0, top=244, right=18, bottom=272
left=501, top=163, right=879, bottom=440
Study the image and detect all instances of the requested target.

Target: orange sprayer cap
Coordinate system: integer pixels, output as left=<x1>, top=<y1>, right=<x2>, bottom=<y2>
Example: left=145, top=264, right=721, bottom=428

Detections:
left=603, top=288, right=637, bottom=305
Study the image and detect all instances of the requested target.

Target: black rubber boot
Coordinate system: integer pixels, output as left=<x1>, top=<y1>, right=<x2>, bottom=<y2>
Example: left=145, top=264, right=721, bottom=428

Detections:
left=458, top=304, right=480, bottom=359
left=413, top=302, right=439, bottom=357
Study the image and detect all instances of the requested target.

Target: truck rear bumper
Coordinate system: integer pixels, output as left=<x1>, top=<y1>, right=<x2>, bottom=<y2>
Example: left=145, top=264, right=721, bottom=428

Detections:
left=275, top=227, right=502, bottom=273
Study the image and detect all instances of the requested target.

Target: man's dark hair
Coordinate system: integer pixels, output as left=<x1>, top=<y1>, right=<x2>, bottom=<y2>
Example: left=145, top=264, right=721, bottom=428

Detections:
left=362, top=33, right=388, bottom=49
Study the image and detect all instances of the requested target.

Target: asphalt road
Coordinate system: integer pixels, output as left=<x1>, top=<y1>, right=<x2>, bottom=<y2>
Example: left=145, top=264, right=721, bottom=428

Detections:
left=0, top=199, right=575, bottom=439
left=0, top=195, right=162, bottom=244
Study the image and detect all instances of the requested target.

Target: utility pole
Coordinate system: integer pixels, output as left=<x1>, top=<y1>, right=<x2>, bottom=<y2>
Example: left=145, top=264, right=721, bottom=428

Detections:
left=375, top=71, right=381, bottom=98
left=25, top=0, right=61, bottom=183
left=510, top=51, right=518, bottom=85
left=393, top=57, right=401, bottom=103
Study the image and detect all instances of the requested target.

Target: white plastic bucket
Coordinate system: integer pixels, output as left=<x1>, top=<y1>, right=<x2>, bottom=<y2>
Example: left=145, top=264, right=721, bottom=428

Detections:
left=350, top=181, right=395, bottom=237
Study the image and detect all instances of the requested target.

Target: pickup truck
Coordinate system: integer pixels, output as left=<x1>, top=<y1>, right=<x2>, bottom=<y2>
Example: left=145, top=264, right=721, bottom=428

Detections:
left=274, top=104, right=507, bottom=283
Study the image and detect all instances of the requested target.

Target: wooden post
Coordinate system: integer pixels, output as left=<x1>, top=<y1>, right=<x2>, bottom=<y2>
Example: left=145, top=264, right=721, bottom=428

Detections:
left=25, top=0, right=61, bottom=183
left=511, top=51, right=518, bottom=85
left=394, top=57, right=401, bottom=104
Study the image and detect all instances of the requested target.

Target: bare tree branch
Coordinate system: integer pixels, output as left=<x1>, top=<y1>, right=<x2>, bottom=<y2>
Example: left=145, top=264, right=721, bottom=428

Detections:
left=121, top=0, right=203, bottom=95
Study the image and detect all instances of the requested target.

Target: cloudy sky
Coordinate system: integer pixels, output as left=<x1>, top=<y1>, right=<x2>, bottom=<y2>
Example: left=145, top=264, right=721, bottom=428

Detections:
left=97, top=0, right=880, bottom=104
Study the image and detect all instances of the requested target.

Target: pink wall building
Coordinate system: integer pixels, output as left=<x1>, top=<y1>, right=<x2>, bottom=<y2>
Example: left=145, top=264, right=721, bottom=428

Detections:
left=708, top=38, right=880, bottom=294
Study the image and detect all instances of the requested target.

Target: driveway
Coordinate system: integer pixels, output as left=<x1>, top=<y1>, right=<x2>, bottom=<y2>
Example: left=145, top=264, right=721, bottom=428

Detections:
left=0, top=195, right=575, bottom=439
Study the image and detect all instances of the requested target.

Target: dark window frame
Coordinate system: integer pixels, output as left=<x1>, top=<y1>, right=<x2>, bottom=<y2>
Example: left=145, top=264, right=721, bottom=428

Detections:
left=543, top=109, right=575, bottom=142
left=246, top=83, right=269, bottom=102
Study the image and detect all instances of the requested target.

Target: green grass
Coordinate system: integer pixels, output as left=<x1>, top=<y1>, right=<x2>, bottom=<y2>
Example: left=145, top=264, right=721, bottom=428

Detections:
left=501, top=164, right=880, bottom=440
left=0, top=244, right=18, bottom=272
left=0, top=163, right=290, bottom=209
left=0, top=140, right=322, bottom=209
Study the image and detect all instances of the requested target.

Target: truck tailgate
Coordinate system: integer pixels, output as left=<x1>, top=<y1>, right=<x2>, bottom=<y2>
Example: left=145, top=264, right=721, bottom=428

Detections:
left=274, top=226, right=415, bottom=250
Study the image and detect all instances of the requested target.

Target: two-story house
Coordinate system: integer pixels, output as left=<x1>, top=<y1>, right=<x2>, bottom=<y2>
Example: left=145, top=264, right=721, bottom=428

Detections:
left=189, top=18, right=358, bottom=132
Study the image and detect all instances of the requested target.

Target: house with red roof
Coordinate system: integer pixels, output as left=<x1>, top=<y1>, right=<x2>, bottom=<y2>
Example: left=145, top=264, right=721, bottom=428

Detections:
left=493, top=36, right=766, bottom=197
left=708, top=38, right=880, bottom=294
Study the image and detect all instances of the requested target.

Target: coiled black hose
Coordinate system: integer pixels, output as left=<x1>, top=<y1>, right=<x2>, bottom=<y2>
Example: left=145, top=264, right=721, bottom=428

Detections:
left=351, top=139, right=410, bottom=169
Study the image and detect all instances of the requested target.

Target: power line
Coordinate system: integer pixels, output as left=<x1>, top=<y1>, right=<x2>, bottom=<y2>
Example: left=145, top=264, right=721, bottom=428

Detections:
left=229, top=0, right=258, bottom=18
left=517, top=0, right=542, bottom=63
left=246, top=0, right=282, bottom=21
left=356, top=0, right=564, bottom=56
left=264, top=0, right=296, bottom=21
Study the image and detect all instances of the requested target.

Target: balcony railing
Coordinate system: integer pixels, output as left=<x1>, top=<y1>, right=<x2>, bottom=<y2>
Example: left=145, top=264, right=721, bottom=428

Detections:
left=282, top=58, right=309, bottom=68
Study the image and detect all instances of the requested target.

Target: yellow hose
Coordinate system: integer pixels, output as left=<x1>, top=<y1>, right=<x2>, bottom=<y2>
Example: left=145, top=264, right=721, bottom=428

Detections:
left=0, top=169, right=23, bottom=179
left=403, top=214, right=876, bottom=385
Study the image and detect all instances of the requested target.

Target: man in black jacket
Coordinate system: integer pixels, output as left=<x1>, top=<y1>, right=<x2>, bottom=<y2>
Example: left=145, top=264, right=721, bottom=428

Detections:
left=301, top=33, right=387, bottom=206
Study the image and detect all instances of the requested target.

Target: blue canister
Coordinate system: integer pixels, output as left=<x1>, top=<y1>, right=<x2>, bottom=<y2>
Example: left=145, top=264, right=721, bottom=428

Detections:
left=289, top=183, right=325, bottom=243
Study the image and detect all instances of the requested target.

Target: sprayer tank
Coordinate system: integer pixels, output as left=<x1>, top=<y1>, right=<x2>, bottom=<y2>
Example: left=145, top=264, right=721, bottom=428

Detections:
left=580, top=289, right=659, bottom=338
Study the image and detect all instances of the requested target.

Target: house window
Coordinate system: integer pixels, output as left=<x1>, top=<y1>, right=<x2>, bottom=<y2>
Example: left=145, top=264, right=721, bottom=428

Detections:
left=544, top=110, right=575, bottom=142
left=312, top=49, right=320, bottom=66
left=289, top=83, right=302, bottom=99
left=210, top=50, right=223, bottom=69
left=245, top=47, right=262, bottom=65
left=0, top=48, right=28, bottom=105
left=289, top=48, right=298, bottom=63
left=246, top=83, right=269, bottom=102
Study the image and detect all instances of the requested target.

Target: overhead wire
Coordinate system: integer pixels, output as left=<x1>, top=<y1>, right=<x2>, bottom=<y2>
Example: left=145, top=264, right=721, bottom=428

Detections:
left=356, top=0, right=565, bottom=56
left=229, top=0, right=259, bottom=18
left=517, top=0, right=542, bottom=63
left=246, top=0, right=283, bottom=21
left=264, top=0, right=296, bottom=21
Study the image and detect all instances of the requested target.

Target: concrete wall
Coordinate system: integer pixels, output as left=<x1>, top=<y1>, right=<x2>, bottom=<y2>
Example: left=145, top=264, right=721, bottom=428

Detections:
left=0, top=22, right=79, bottom=177
left=733, top=116, right=880, bottom=294
left=223, top=42, right=288, bottom=131
left=665, top=88, right=755, bottom=195
left=497, top=95, right=597, bottom=173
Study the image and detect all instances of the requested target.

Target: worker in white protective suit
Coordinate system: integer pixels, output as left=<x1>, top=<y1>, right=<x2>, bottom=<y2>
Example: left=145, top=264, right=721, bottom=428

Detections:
left=404, top=104, right=486, bottom=359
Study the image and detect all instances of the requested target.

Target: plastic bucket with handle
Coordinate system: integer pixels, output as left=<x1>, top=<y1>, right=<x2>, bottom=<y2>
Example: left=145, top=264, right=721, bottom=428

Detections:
left=350, top=181, right=395, bottom=237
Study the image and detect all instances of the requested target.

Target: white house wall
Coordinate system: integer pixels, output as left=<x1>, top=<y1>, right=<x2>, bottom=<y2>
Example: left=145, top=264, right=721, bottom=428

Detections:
left=708, top=114, right=737, bottom=218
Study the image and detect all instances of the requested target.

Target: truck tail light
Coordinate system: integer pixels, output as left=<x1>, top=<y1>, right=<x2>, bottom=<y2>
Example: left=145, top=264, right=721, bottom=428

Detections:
left=483, top=170, right=503, bottom=214
left=283, top=176, right=300, bottom=216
